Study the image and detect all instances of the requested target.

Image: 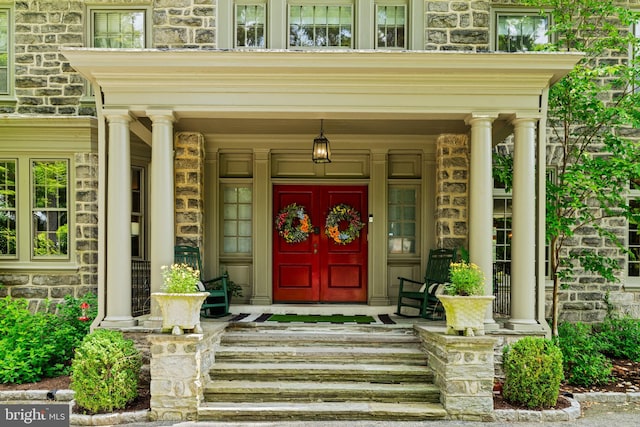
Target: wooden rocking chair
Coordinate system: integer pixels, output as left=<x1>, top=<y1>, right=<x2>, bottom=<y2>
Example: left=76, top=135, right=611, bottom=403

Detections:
left=174, top=245, right=229, bottom=318
left=395, top=248, right=456, bottom=319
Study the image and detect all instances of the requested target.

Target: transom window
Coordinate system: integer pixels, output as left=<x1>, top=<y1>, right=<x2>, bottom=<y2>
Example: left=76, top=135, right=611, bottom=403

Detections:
left=289, top=4, right=353, bottom=48
left=0, top=9, right=9, bottom=95
left=495, top=11, right=550, bottom=52
left=91, top=10, right=146, bottom=48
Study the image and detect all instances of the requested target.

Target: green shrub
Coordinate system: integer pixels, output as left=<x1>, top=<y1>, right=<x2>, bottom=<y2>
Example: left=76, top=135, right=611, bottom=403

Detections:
left=502, top=337, right=564, bottom=409
left=556, top=322, right=612, bottom=386
left=0, top=297, right=70, bottom=383
left=71, top=329, right=142, bottom=413
left=595, top=316, right=640, bottom=362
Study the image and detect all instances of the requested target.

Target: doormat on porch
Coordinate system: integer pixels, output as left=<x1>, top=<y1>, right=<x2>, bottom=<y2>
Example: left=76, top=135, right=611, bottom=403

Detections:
left=229, top=313, right=395, bottom=324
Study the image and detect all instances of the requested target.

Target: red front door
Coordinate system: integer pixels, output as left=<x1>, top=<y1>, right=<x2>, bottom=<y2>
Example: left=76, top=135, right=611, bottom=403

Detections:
left=273, top=185, right=368, bottom=303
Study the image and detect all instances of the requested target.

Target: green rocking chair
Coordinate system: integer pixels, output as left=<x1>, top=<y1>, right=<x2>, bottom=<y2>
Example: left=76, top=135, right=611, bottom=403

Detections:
left=174, top=245, right=229, bottom=318
left=395, top=248, right=456, bottom=320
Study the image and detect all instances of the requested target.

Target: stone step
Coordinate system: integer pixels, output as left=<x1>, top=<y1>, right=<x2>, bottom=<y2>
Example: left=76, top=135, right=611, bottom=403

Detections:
left=209, top=362, right=434, bottom=383
left=204, top=380, right=441, bottom=403
left=214, top=345, right=427, bottom=365
left=198, top=401, right=448, bottom=422
left=221, top=330, right=422, bottom=348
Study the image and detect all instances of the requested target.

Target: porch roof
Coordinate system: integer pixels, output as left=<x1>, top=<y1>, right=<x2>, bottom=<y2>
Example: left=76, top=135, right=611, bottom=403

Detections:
left=63, top=49, right=581, bottom=136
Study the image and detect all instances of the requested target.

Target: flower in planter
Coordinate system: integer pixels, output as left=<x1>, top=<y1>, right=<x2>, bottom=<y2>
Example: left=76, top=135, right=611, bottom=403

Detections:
left=161, top=263, right=200, bottom=293
left=445, top=261, right=485, bottom=296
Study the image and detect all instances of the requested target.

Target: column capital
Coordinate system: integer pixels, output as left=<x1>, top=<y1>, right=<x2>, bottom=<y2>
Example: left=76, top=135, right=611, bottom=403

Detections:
left=508, top=114, right=540, bottom=125
left=253, top=148, right=270, bottom=161
left=465, top=113, right=498, bottom=126
left=102, top=109, right=134, bottom=123
left=146, top=109, right=176, bottom=123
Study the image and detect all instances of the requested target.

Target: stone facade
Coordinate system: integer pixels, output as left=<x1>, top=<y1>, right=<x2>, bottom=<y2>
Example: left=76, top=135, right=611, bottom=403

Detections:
left=1, top=0, right=639, bottom=322
left=175, top=132, right=206, bottom=250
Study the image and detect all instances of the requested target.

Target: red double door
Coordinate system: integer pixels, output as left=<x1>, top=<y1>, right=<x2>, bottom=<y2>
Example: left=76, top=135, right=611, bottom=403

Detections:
left=273, top=185, right=368, bottom=303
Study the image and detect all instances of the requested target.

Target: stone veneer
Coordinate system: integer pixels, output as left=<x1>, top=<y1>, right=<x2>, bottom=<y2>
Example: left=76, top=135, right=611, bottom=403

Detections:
left=174, top=132, right=206, bottom=250
left=435, top=134, right=469, bottom=251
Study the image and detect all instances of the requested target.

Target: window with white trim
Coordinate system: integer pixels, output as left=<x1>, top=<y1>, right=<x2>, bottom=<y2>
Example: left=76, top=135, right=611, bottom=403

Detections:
left=288, top=3, right=353, bottom=48
left=89, top=9, right=146, bottom=48
left=131, top=166, right=145, bottom=259
left=376, top=3, right=406, bottom=49
left=235, top=1, right=267, bottom=47
left=222, top=185, right=253, bottom=255
left=0, top=8, right=10, bottom=95
left=494, top=10, right=550, bottom=52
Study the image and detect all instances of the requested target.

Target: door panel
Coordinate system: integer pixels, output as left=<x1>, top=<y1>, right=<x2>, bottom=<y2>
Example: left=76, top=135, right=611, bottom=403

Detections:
left=273, top=185, right=368, bottom=303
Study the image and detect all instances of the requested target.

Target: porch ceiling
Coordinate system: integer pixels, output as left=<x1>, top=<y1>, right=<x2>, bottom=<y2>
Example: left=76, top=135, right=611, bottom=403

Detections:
left=63, top=49, right=582, bottom=130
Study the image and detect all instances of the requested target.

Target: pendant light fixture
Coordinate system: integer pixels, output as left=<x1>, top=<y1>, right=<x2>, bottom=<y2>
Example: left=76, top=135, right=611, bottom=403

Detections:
left=312, top=119, right=331, bottom=163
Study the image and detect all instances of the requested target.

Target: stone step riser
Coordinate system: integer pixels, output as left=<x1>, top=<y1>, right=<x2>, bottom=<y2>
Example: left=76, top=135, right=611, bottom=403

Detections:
left=214, top=353, right=426, bottom=365
left=204, top=389, right=440, bottom=404
left=210, top=370, right=433, bottom=384
left=220, top=338, right=421, bottom=348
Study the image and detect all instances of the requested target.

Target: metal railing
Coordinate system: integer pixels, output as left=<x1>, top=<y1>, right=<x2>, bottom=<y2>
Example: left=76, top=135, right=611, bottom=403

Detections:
left=493, top=261, right=511, bottom=316
left=131, top=259, right=151, bottom=317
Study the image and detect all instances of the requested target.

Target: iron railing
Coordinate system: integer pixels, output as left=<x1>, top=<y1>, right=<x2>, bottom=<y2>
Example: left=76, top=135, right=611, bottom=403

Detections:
left=132, top=259, right=151, bottom=317
left=493, top=261, right=511, bottom=316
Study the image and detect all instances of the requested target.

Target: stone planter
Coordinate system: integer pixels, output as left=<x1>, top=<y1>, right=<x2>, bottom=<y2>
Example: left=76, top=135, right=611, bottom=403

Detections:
left=151, top=292, right=208, bottom=335
left=437, top=295, right=495, bottom=337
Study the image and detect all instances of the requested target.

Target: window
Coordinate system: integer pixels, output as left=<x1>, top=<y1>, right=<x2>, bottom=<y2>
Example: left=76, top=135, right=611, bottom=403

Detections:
left=31, top=160, right=68, bottom=257
left=0, top=160, right=16, bottom=256
left=289, top=4, right=353, bottom=48
left=222, top=185, right=252, bottom=255
left=629, top=179, right=640, bottom=279
left=0, top=8, right=9, bottom=95
left=235, top=2, right=267, bottom=47
left=131, top=167, right=144, bottom=259
left=90, top=9, right=146, bottom=48
left=495, top=11, right=550, bottom=52
left=376, top=3, right=406, bottom=49
left=388, top=186, right=417, bottom=254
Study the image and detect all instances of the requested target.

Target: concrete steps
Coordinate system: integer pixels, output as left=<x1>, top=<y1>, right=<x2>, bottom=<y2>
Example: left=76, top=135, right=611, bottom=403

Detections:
left=198, top=322, right=447, bottom=421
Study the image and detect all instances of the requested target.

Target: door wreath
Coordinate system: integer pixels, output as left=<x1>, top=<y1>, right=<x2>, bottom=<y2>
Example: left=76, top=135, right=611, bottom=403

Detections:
left=275, top=203, right=313, bottom=244
left=325, top=203, right=365, bottom=245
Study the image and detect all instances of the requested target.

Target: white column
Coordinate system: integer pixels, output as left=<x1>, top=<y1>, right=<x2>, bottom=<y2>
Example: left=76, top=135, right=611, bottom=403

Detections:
left=102, top=110, right=136, bottom=327
left=506, top=117, right=540, bottom=330
left=147, top=111, right=176, bottom=320
left=465, top=114, right=497, bottom=329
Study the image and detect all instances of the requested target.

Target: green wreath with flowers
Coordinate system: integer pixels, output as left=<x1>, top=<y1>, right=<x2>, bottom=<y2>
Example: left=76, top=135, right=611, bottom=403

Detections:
left=325, top=203, right=365, bottom=245
left=275, top=203, right=313, bottom=244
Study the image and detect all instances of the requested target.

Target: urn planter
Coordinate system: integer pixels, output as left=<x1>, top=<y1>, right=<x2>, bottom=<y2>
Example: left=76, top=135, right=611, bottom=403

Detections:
left=437, top=294, right=495, bottom=336
left=151, top=292, right=208, bottom=335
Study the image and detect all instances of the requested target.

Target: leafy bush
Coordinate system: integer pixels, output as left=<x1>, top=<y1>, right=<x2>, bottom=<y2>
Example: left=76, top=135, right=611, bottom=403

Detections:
left=502, top=337, right=564, bottom=409
left=595, top=316, right=640, bottom=362
left=556, top=322, right=612, bottom=386
left=71, top=329, right=142, bottom=413
left=0, top=294, right=96, bottom=384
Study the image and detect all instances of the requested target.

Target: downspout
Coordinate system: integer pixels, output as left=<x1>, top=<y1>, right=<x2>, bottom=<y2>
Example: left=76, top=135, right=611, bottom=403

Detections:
left=90, top=83, right=106, bottom=332
left=537, top=86, right=551, bottom=337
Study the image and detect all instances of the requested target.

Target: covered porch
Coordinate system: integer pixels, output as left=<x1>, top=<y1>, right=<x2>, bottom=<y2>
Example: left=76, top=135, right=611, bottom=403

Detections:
left=62, top=48, right=581, bottom=333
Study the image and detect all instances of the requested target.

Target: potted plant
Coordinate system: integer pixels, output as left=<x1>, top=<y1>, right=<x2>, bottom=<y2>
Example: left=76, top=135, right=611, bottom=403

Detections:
left=151, top=263, right=209, bottom=335
left=437, top=260, right=495, bottom=336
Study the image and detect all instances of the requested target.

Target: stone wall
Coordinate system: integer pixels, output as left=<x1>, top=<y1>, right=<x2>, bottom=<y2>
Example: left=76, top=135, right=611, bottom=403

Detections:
left=153, top=0, right=217, bottom=48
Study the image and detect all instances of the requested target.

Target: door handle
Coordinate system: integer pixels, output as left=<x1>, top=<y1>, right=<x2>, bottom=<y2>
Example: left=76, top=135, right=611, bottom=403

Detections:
left=313, top=226, right=320, bottom=234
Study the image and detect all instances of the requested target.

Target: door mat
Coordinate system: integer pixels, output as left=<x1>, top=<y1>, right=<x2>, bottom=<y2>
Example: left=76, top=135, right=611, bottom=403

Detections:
left=229, top=313, right=395, bottom=324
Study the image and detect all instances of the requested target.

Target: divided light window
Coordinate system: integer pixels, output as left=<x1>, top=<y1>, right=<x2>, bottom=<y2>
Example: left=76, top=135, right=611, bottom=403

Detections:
left=376, top=4, right=406, bottom=49
left=388, top=187, right=417, bottom=255
left=289, top=4, right=353, bottom=48
left=629, top=179, right=640, bottom=278
left=131, top=167, right=144, bottom=259
left=495, top=12, right=549, bottom=52
left=32, top=160, right=68, bottom=258
left=235, top=2, right=266, bottom=47
left=0, top=160, right=16, bottom=256
left=0, top=9, right=9, bottom=94
left=222, top=186, right=253, bottom=255
left=92, top=10, right=146, bottom=48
